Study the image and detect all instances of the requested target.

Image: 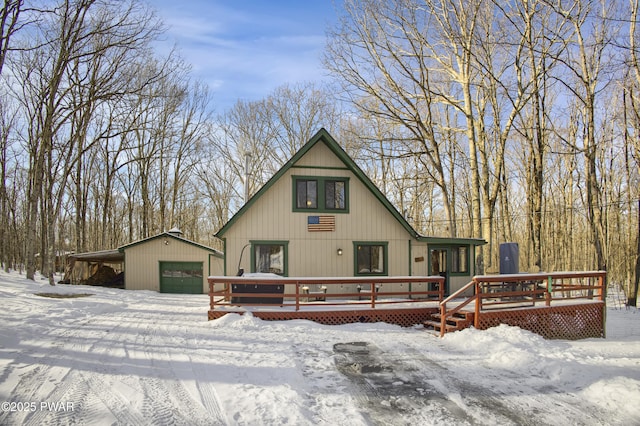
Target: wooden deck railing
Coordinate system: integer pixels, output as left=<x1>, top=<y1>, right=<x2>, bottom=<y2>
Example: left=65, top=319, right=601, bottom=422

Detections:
left=439, top=271, right=607, bottom=337
left=208, top=275, right=445, bottom=311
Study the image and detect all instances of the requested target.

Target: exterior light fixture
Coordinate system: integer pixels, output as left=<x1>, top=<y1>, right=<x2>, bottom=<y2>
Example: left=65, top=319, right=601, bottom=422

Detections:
left=337, top=248, right=343, bottom=256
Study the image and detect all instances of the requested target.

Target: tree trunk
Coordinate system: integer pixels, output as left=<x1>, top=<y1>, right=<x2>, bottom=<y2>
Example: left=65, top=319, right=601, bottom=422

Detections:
left=25, top=144, right=45, bottom=280
left=631, top=198, right=640, bottom=307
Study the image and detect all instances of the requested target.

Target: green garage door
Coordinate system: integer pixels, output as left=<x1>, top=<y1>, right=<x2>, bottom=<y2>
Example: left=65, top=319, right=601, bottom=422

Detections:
left=160, top=261, right=203, bottom=294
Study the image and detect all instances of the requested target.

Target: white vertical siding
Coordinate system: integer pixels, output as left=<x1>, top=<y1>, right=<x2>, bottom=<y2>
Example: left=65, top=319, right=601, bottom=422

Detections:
left=224, top=141, right=414, bottom=279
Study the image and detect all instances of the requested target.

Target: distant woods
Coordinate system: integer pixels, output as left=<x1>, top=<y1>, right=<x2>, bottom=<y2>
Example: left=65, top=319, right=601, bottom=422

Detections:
left=0, top=0, right=639, bottom=303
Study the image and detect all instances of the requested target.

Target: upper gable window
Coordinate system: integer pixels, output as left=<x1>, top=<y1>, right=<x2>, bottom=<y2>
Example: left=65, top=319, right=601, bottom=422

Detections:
left=325, top=180, right=346, bottom=210
left=292, top=176, right=349, bottom=213
left=296, top=179, right=317, bottom=209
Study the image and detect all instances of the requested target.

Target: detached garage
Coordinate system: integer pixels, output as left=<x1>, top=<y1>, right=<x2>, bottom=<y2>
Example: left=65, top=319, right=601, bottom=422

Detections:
left=120, top=228, right=223, bottom=294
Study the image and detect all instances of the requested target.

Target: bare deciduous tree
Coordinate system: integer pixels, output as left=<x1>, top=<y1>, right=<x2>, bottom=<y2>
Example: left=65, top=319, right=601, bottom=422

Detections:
left=626, top=0, right=640, bottom=305
left=545, top=0, right=620, bottom=271
left=0, top=0, right=24, bottom=76
left=324, top=0, right=470, bottom=238
left=212, top=82, right=338, bottom=209
left=9, top=0, right=165, bottom=282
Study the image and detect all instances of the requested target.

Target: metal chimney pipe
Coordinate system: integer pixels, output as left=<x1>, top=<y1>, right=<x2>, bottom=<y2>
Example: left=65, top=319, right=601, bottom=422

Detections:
left=244, top=152, right=252, bottom=203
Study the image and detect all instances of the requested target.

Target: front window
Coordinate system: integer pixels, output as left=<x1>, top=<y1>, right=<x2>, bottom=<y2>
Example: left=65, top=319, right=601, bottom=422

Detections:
left=355, top=242, right=387, bottom=275
left=252, top=242, right=288, bottom=275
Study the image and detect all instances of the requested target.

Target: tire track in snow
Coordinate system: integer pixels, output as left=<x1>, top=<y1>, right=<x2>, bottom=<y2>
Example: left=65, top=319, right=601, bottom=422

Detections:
left=1, top=309, right=146, bottom=426
left=135, top=313, right=226, bottom=426
left=195, top=380, right=227, bottom=424
left=81, top=374, right=148, bottom=425
left=141, top=377, right=188, bottom=426
left=0, top=365, right=70, bottom=426
left=44, top=313, right=146, bottom=425
left=2, top=292, right=228, bottom=425
left=18, top=369, right=82, bottom=426
left=0, top=317, right=95, bottom=425
left=71, top=311, right=155, bottom=425
left=181, top=322, right=228, bottom=425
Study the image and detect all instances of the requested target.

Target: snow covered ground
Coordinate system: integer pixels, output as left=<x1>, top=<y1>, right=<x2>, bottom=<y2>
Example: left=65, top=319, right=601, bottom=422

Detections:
left=0, top=270, right=639, bottom=426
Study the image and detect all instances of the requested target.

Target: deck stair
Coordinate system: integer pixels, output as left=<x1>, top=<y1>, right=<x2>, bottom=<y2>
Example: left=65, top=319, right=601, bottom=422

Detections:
left=423, top=311, right=474, bottom=334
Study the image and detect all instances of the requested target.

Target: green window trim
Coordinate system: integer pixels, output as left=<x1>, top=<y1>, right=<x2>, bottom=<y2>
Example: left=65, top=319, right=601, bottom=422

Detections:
left=451, top=245, right=469, bottom=274
left=296, top=179, right=318, bottom=209
left=353, top=241, right=388, bottom=276
left=292, top=175, right=350, bottom=213
left=428, top=245, right=470, bottom=277
left=250, top=240, right=289, bottom=276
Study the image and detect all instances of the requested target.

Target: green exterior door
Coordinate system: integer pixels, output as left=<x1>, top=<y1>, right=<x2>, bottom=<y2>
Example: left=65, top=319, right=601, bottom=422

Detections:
left=429, top=248, right=450, bottom=296
left=159, top=261, right=203, bottom=294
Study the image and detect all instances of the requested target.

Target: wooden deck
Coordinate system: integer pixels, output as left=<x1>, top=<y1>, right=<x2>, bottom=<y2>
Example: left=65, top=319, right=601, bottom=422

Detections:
left=207, top=271, right=607, bottom=339
left=433, top=271, right=607, bottom=339
left=208, top=276, right=444, bottom=327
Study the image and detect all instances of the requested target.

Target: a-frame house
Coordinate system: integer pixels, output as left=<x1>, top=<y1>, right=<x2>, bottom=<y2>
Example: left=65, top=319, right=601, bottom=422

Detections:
left=215, top=128, right=485, bottom=296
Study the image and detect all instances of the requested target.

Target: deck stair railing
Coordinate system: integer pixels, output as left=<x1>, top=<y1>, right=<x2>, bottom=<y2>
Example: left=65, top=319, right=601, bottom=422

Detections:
left=434, top=271, right=607, bottom=337
left=433, top=280, right=478, bottom=336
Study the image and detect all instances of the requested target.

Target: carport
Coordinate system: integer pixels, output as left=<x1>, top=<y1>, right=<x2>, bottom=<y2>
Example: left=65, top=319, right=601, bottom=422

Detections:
left=61, top=249, right=125, bottom=287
